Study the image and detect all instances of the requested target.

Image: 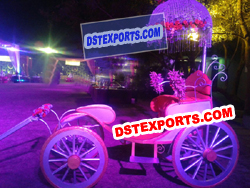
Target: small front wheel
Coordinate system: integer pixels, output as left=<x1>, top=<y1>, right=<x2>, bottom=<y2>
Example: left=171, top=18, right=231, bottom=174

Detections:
left=41, top=127, right=108, bottom=188
left=172, top=122, right=239, bottom=187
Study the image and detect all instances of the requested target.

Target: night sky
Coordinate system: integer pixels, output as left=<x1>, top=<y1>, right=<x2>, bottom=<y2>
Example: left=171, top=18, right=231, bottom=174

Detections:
left=0, top=0, right=76, bottom=51
left=0, top=0, right=156, bottom=54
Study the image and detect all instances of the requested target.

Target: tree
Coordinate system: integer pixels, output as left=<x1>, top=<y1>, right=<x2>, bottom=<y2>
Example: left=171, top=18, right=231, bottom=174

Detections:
left=206, top=0, right=250, bottom=117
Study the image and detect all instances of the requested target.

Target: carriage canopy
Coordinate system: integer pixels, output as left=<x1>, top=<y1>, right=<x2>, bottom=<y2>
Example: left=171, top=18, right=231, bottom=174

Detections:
left=149, top=0, right=213, bottom=53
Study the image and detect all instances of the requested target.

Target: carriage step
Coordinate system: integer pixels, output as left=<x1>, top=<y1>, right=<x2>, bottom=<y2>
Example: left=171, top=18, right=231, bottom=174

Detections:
left=129, top=156, right=159, bottom=163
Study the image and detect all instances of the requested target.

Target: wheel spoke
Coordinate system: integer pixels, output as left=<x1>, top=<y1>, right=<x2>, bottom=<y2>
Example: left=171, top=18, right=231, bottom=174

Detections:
left=73, top=170, right=76, bottom=184
left=217, top=154, right=232, bottom=160
left=81, top=162, right=97, bottom=172
left=77, top=138, right=86, bottom=155
left=84, top=124, right=100, bottom=128
left=209, top=163, right=216, bottom=178
left=192, top=159, right=203, bottom=179
left=180, top=153, right=200, bottom=160
left=49, top=158, right=68, bottom=162
left=72, top=135, right=76, bottom=155
left=78, top=166, right=88, bottom=180
left=51, top=148, right=69, bottom=158
left=181, top=146, right=203, bottom=153
left=206, top=125, right=209, bottom=148
left=80, top=146, right=96, bottom=158
left=42, top=127, right=108, bottom=188
left=214, top=145, right=233, bottom=152
left=212, top=135, right=229, bottom=149
left=182, top=143, right=190, bottom=147
left=204, top=162, right=208, bottom=180
left=82, top=158, right=100, bottom=161
left=210, top=127, right=220, bottom=148
left=62, top=167, right=70, bottom=181
left=61, top=138, right=72, bottom=155
left=196, top=128, right=206, bottom=149
left=214, top=160, right=225, bottom=171
left=184, top=157, right=203, bottom=172
left=187, top=135, right=202, bottom=150
left=52, top=163, right=68, bottom=175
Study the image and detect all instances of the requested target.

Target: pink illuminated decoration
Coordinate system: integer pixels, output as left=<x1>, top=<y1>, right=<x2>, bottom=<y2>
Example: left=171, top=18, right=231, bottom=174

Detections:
left=148, top=0, right=213, bottom=72
left=6, top=45, right=20, bottom=75
left=0, top=39, right=20, bottom=75
left=148, top=0, right=213, bottom=50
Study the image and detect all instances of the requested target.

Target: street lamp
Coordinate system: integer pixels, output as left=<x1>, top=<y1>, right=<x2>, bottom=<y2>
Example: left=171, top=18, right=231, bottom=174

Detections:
left=37, top=47, right=58, bottom=54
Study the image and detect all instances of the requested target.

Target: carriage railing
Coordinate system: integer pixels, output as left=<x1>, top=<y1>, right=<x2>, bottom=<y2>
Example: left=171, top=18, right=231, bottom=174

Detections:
left=158, top=55, right=227, bottom=102
left=191, top=55, right=228, bottom=101
left=206, top=55, right=228, bottom=84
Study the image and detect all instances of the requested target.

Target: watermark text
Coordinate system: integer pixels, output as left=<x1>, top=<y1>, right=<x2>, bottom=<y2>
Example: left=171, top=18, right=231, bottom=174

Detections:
left=112, top=105, right=235, bottom=140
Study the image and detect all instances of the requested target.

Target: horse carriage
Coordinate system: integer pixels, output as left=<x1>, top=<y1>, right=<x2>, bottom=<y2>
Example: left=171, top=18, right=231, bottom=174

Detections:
left=0, top=0, right=239, bottom=187
left=0, top=57, right=239, bottom=188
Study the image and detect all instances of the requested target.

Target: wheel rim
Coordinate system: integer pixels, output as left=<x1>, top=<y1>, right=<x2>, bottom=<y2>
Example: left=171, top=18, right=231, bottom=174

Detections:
left=172, top=122, right=239, bottom=187
left=41, top=127, right=108, bottom=188
left=55, top=115, right=104, bottom=158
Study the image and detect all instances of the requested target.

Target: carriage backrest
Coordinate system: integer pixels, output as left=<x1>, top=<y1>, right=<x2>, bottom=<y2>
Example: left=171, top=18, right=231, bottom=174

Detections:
left=76, top=104, right=116, bottom=124
left=185, top=70, right=212, bottom=97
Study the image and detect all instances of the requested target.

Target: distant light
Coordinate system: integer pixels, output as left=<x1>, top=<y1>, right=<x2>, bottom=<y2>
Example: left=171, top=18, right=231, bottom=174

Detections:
left=0, top=56, right=11, bottom=62
left=38, top=47, right=58, bottom=54
left=65, top=60, right=80, bottom=66
left=6, top=47, right=19, bottom=51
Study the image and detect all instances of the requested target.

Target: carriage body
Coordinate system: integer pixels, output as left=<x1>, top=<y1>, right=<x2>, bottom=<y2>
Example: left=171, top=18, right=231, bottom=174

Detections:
left=0, top=68, right=237, bottom=188
left=42, top=64, right=238, bottom=188
left=38, top=0, right=238, bottom=185
left=47, top=98, right=238, bottom=188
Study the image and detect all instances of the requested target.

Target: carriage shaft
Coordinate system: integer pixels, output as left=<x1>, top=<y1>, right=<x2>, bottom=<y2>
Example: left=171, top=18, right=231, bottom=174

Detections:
left=0, top=116, right=38, bottom=141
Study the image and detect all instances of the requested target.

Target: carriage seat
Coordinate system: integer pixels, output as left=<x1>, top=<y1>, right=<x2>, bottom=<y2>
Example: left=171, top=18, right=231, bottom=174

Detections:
left=127, top=71, right=212, bottom=141
left=150, top=70, right=212, bottom=118
left=76, top=104, right=116, bottom=124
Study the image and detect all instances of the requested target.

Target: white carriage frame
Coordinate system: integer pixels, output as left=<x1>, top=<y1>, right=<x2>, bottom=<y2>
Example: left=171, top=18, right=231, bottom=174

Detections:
left=54, top=55, right=228, bottom=164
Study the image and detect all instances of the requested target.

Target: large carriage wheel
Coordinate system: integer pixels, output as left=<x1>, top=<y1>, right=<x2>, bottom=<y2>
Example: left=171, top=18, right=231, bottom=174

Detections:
left=54, top=115, right=104, bottom=158
left=41, top=127, right=108, bottom=188
left=172, top=122, right=239, bottom=187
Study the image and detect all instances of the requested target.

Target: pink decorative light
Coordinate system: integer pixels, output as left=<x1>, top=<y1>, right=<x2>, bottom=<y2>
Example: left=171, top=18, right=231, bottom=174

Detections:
left=148, top=0, right=213, bottom=53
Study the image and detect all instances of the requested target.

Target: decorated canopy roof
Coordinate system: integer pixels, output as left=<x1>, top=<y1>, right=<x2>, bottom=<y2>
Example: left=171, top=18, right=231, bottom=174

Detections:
left=149, top=0, right=213, bottom=53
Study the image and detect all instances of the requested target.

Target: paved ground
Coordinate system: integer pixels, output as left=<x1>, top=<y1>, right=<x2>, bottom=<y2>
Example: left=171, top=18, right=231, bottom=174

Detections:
left=0, top=83, right=249, bottom=188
